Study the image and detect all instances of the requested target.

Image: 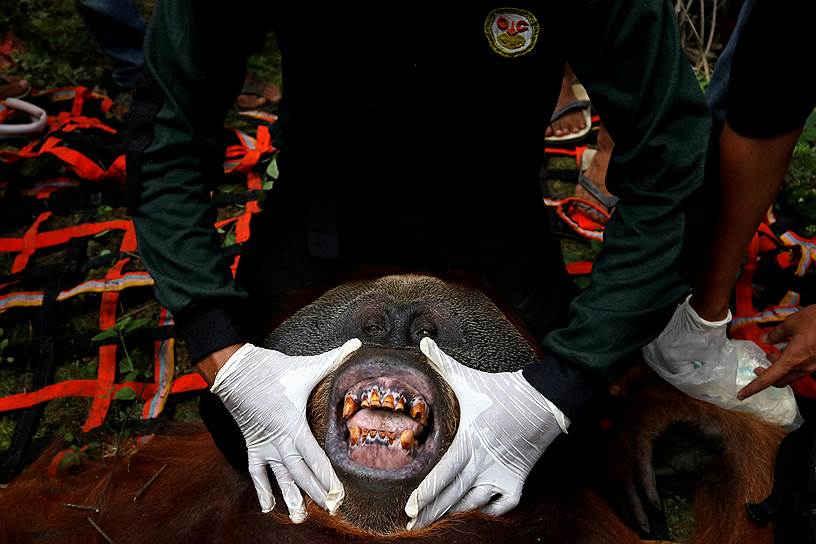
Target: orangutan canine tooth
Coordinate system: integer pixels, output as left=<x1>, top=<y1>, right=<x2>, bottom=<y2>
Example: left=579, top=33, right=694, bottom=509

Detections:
left=411, top=400, right=428, bottom=425
left=369, top=388, right=381, bottom=408
left=382, top=394, right=395, bottom=409
left=349, top=426, right=360, bottom=445
left=400, top=429, right=414, bottom=450
left=343, top=395, right=358, bottom=418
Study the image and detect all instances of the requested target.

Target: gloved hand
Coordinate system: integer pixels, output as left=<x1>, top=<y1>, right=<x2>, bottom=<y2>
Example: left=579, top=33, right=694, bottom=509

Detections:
left=404, top=338, right=569, bottom=530
left=642, top=295, right=800, bottom=427
left=211, top=339, right=361, bottom=522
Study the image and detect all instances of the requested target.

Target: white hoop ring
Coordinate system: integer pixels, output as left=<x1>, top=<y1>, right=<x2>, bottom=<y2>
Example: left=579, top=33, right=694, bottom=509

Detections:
left=0, top=98, right=48, bottom=139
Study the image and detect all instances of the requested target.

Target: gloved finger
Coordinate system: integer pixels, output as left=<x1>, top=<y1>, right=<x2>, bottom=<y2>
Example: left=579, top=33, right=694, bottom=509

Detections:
left=292, top=429, right=344, bottom=513
left=405, top=440, right=471, bottom=523
left=765, top=320, right=793, bottom=345
left=420, top=338, right=467, bottom=389
left=315, top=338, right=362, bottom=379
left=291, top=338, right=362, bottom=386
left=268, top=461, right=308, bottom=523
left=480, top=492, right=521, bottom=517
left=737, top=357, right=791, bottom=400
left=278, top=440, right=330, bottom=512
left=247, top=455, right=277, bottom=513
left=407, top=464, right=479, bottom=530
left=450, top=486, right=497, bottom=513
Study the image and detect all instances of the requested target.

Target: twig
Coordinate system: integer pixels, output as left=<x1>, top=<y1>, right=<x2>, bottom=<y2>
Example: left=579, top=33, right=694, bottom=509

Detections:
left=87, top=517, right=116, bottom=544
left=132, top=463, right=167, bottom=502
left=62, top=503, right=100, bottom=513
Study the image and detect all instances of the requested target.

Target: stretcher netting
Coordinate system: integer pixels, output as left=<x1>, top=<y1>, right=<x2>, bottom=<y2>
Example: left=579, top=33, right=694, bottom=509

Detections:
left=0, top=88, right=275, bottom=478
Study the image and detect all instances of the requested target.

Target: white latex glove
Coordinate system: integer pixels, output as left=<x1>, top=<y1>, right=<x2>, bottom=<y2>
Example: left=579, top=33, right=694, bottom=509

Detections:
left=211, top=339, right=361, bottom=522
left=642, top=295, right=800, bottom=427
left=404, top=338, right=569, bottom=530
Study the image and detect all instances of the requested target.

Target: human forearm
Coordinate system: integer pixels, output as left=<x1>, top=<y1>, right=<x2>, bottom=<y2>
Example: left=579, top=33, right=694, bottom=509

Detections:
left=690, top=122, right=802, bottom=320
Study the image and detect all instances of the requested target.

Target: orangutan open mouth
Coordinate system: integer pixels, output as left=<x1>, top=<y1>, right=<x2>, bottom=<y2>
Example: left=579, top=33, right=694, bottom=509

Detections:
left=343, top=378, right=430, bottom=470
left=323, top=348, right=445, bottom=481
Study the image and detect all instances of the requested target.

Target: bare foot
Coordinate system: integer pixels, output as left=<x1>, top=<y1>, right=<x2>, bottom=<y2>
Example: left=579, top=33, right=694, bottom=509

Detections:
left=575, top=124, right=616, bottom=208
left=236, top=76, right=282, bottom=109
left=546, top=77, right=588, bottom=138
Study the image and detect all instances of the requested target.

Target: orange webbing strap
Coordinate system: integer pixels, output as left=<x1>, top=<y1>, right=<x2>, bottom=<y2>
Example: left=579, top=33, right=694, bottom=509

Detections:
left=0, top=374, right=206, bottom=414
left=0, top=115, right=273, bottom=433
left=33, top=86, right=114, bottom=116
left=729, top=224, right=816, bottom=399
left=142, top=308, right=176, bottom=420
left=47, top=111, right=117, bottom=134
left=0, top=273, right=154, bottom=312
left=543, top=196, right=609, bottom=242
left=565, top=261, right=593, bottom=275
left=779, top=230, right=816, bottom=277
left=0, top=86, right=123, bottom=183
left=224, top=125, right=275, bottom=174
left=0, top=216, right=134, bottom=273
left=544, top=144, right=590, bottom=169
left=84, top=257, right=129, bottom=431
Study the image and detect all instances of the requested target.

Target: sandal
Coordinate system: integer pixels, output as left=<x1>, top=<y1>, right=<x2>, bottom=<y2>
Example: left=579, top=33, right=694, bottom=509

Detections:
left=545, top=83, right=592, bottom=144
left=577, top=148, right=619, bottom=209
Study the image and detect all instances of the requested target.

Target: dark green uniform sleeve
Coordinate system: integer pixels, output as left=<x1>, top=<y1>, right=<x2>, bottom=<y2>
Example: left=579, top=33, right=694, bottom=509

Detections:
left=537, top=0, right=711, bottom=391
left=127, top=1, right=267, bottom=362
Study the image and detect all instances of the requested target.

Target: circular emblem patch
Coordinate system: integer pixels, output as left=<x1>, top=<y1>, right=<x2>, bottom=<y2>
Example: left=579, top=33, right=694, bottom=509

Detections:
left=484, top=8, right=539, bottom=58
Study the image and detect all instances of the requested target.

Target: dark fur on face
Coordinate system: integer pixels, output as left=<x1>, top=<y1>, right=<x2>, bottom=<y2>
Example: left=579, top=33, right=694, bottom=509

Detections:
left=270, top=274, right=539, bottom=532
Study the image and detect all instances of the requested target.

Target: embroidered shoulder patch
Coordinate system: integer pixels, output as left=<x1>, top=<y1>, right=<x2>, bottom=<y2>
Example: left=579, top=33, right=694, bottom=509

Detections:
left=484, top=8, right=539, bottom=58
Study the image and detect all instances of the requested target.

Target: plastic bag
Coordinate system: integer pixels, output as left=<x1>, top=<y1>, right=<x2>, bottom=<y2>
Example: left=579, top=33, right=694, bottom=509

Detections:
left=646, top=338, right=801, bottom=428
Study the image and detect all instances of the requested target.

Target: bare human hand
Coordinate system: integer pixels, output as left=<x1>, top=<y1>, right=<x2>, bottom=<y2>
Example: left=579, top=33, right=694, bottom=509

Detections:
left=738, top=305, right=816, bottom=399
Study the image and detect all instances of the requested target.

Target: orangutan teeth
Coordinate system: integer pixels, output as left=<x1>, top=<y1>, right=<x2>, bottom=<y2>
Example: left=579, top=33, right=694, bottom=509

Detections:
left=400, top=429, right=414, bottom=450
left=348, top=425, right=415, bottom=450
left=342, top=394, right=358, bottom=418
left=347, top=387, right=428, bottom=421
left=410, top=399, right=428, bottom=425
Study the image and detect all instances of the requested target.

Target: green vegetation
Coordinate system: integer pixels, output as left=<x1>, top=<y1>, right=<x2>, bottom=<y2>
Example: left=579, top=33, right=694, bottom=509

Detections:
left=784, top=111, right=816, bottom=235
left=1, top=0, right=115, bottom=89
